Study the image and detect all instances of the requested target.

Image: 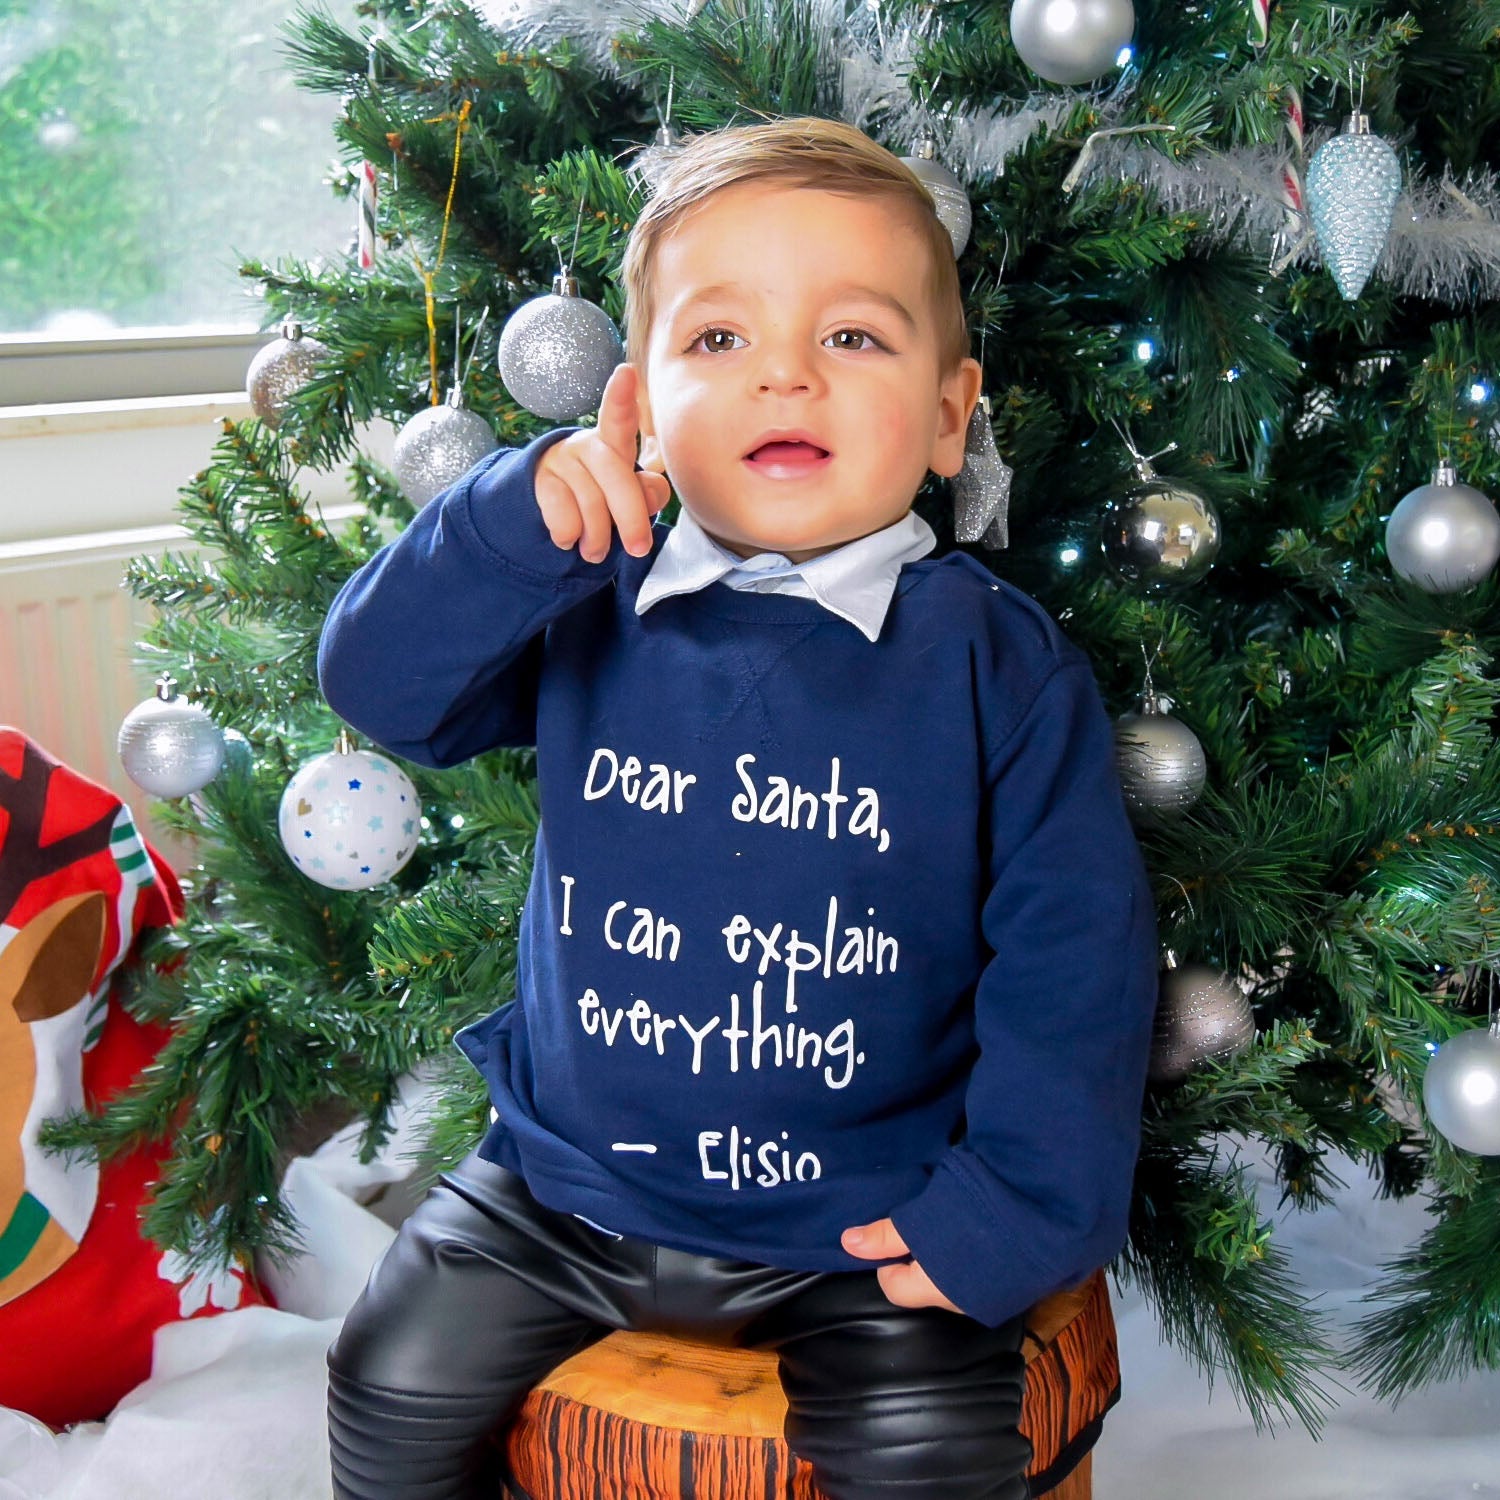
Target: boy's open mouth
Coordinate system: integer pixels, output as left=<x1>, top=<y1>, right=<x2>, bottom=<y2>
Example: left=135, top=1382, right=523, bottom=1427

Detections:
left=744, top=439, right=833, bottom=477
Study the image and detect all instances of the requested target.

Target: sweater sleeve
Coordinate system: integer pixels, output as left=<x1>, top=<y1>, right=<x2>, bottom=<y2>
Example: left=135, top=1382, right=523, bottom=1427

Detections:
left=888, top=658, right=1159, bottom=1327
left=317, top=426, right=631, bottom=767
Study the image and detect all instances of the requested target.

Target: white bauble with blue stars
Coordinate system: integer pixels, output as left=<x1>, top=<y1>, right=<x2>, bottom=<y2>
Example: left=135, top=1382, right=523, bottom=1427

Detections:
left=278, top=737, right=419, bottom=890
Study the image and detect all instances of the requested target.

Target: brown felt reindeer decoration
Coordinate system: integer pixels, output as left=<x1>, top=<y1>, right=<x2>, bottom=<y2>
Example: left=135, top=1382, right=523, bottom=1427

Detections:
left=0, top=731, right=178, bottom=1306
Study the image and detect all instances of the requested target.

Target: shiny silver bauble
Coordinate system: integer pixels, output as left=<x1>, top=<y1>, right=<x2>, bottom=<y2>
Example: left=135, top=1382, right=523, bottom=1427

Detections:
left=1102, top=475, right=1221, bottom=590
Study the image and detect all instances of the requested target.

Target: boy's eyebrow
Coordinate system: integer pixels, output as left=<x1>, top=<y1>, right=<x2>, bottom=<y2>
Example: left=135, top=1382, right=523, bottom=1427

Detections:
left=668, top=281, right=918, bottom=333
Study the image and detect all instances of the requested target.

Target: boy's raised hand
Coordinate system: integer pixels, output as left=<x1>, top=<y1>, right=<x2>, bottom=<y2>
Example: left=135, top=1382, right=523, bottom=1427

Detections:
left=534, top=362, right=671, bottom=564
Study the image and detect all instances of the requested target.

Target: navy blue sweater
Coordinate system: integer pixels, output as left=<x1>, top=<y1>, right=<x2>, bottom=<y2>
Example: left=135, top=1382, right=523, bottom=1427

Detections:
left=317, top=429, right=1159, bottom=1327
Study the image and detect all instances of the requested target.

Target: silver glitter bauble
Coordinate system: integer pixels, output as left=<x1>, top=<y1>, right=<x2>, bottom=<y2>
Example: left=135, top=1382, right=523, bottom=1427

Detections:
left=246, top=322, right=330, bottom=428
left=117, top=674, right=225, bottom=798
left=1385, top=462, right=1500, bottom=594
left=1422, top=1021, right=1500, bottom=1155
left=392, top=390, right=500, bottom=508
left=1009, top=0, right=1134, bottom=85
left=1305, top=114, right=1402, bottom=301
left=1114, top=689, right=1207, bottom=821
left=497, top=271, right=625, bottom=421
left=1101, top=460, right=1221, bottom=591
left=278, top=731, right=420, bottom=891
left=1149, top=958, right=1256, bottom=1083
left=900, top=135, right=971, bottom=257
left=952, top=395, right=1014, bottom=547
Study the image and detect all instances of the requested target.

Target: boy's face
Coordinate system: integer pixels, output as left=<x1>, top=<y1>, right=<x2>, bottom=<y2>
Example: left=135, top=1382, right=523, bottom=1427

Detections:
left=634, top=183, right=983, bottom=563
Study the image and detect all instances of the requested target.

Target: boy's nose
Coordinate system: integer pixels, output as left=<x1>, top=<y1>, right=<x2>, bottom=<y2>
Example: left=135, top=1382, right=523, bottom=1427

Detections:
left=753, top=352, right=821, bottom=395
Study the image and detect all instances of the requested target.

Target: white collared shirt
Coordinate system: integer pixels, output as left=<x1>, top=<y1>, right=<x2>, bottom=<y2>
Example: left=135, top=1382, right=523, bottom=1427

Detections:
left=635, top=505, right=936, bottom=643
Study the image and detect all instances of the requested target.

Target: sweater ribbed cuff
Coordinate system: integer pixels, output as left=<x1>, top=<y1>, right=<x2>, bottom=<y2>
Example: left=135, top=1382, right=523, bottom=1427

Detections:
left=460, top=425, right=632, bottom=587
left=889, top=1158, right=1076, bottom=1328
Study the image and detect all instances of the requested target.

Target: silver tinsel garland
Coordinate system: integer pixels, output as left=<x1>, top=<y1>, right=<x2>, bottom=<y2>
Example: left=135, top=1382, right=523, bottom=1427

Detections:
left=1068, top=134, right=1500, bottom=303
left=473, top=0, right=1072, bottom=190
left=470, top=0, right=1500, bottom=299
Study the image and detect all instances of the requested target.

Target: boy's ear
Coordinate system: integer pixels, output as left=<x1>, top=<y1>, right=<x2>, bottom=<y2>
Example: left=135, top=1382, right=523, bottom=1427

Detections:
left=638, top=434, right=666, bottom=474
left=635, top=377, right=667, bottom=474
left=929, top=357, right=985, bottom=480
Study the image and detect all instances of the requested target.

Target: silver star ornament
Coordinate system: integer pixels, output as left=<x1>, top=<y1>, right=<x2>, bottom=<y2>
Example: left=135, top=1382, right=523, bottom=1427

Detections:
left=952, top=395, right=1014, bottom=548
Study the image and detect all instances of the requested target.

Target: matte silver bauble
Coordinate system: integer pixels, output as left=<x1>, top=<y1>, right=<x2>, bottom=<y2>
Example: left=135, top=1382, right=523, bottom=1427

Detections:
left=1009, top=0, right=1135, bottom=85
left=1305, top=114, right=1402, bottom=301
left=246, top=322, right=330, bottom=428
left=1102, top=460, right=1221, bottom=591
left=1149, top=958, right=1256, bottom=1083
left=1385, top=462, right=1500, bottom=594
left=393, top=390, right=500, bottom=508
left=900, top=135, right=971, bottom=257
left=1114, top=690, right=1207, bottom=821
left=628, top=120, right=686, bottom=197
left=1421, top=1022, right=1500, bottom=1155
left=117, top=674, right=225, bottom=799
left=497, top=271, right=625, bottom=421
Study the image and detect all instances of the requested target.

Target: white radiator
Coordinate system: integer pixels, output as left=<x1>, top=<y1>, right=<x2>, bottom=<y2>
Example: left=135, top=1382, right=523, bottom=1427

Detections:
left=0, top=526, right=196, bottom=867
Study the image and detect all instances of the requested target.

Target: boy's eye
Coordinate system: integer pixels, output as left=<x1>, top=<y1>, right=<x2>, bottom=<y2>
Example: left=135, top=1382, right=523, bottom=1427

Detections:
left=826, top=328, right=882, bottom=352
left=685, top=325, right=886, bottom=354
left=687, top=326, right=746, bottom=354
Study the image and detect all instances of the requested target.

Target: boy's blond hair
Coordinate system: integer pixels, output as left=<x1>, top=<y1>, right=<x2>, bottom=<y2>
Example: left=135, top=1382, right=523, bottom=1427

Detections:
left=621, top=115, right=969, bottom=375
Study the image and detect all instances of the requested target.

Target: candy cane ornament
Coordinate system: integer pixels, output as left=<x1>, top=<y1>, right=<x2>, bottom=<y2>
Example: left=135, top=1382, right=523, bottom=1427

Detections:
left=357, top=160, right=379, bottom=270
left=1247, top=0, right=1270, bottom=48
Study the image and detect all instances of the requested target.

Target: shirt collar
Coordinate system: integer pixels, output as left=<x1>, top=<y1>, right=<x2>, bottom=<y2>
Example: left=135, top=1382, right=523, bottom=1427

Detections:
left=635, top=506, right=936, bottom=643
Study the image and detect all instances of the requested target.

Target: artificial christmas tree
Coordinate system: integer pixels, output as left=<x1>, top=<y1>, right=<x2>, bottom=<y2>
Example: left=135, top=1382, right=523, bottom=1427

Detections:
left=44, top=0, right=1500, bottom=1438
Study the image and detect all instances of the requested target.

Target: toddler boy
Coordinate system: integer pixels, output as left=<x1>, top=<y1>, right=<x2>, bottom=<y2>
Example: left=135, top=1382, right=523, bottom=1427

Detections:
left=319, top=115, right=1157, bottom=1500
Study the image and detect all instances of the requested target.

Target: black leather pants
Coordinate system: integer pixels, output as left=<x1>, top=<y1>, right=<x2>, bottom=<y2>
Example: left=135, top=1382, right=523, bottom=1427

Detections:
left=327, top=1150, right=1032, bottom=1500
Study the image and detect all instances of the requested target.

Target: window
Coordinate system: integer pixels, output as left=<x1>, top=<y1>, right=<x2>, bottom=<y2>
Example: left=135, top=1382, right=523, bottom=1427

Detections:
left=1, top=0, right=357, bottom=398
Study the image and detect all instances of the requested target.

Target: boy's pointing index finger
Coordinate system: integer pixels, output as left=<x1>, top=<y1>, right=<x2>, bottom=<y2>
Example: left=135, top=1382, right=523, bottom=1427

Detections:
left=595, top=362, right=643, bottom=465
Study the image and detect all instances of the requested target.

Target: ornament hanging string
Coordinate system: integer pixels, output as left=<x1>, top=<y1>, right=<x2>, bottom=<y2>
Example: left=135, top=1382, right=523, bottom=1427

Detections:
left=408, top=97, right=473, bottom=404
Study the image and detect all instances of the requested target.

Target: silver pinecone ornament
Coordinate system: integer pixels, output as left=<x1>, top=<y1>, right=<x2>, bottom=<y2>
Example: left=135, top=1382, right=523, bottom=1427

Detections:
left=1305, top=113, right=1402, bottom=301
left=117, top=673, right=225, bottom=799
left=1385, top=461, right=1500, bottom=594
left=1149, top=954, right=1256, bottom=1083
left=246, top=321, right=330, bottom=428
left=1114, top=686, right=1207, bottom=822
left=952, top=395, right=1014, bottom=548
left=900, top=132, right=971, bottom=257
left=393, top=388, right=500, bottom=508
left=497, top=270, right=625, bottom=421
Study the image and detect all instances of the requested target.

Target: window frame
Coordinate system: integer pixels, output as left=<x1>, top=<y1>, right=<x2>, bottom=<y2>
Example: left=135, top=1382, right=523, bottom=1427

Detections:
left=0, top=327, right=273, bottom=409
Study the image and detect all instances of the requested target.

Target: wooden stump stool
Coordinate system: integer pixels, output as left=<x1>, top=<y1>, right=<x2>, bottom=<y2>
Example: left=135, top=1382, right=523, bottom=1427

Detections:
left=499, top=1268, right=1118, bottom=1500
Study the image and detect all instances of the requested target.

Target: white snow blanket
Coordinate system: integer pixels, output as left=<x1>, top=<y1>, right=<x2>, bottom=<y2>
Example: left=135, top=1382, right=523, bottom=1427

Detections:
left=4, top=1097, right=1496, bottom=1500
